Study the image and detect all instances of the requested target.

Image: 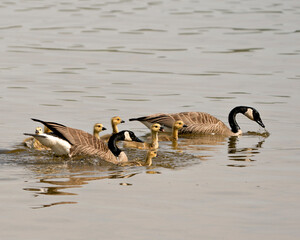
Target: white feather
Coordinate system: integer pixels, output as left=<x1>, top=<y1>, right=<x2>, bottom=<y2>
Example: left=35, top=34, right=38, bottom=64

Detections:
left=244, top=109, right=254, bottom=120
left=33, top=134, right=71, bottom=156
left=124, top=131, right=132, bottom=141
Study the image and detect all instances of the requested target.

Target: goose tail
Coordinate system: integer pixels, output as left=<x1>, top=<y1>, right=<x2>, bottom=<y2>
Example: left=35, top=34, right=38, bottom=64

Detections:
left=129, top=117, right=145, bottom=122
left=23, top=133, right=46, bottom=138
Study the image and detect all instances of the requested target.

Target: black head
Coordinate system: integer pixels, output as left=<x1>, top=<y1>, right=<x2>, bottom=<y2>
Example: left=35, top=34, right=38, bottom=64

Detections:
left=242, top=106, right=265, bottom=128
left=120, top=130, right=143, bottom=142
left=252, top=108, right=265, bottom=128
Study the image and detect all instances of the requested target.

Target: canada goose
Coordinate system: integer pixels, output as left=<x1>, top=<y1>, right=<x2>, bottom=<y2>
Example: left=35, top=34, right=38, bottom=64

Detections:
left=123, top=123, right=164, bottom=150
left=24, top=118, right=143, bottom=164
left=120, top=150, right=157, bottom=167
left=93, top=123, right=107, bottom=139
left=158, top=120, right=188, bottom=141
left=101, top=116, right=125, bottom=141
left=129, top=106, right=265, bottom=136
left=23, top=126, right=51, bottom=150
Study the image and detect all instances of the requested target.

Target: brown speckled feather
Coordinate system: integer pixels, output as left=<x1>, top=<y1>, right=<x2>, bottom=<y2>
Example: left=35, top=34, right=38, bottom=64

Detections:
left=130, top=112, right=233, bottom=136
left=31, top=119, right=119, bottom=163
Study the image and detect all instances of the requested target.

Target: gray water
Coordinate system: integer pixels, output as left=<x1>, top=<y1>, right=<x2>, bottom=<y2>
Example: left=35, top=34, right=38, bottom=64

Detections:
left=1, top=0, right=300, bottom=239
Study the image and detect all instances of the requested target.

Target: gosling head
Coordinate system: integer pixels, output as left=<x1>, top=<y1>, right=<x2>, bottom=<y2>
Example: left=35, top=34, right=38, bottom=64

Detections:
left=35, top=127, right=43, bottom=135
left=111, top=116, right=125, bottom=125
left=93, top=123, right=107, bottom=133
left=151, top=123, right=165, bottom=132
left=243, top=107, right=265, bottom=128
left=148, top=150, right=158, bottom=158
left=173, top=120, right=188, bottom=130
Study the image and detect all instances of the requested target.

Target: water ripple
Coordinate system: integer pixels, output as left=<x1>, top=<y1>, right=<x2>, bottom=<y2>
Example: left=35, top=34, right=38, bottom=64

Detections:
left=8, top=46, right=153, bottom=55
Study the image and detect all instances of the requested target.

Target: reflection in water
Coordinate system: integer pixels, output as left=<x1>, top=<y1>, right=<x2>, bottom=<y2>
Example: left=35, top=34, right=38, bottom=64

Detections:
left=2, top=131, right=269, bottom=208
left=227, top=131, right=270, bottom=167
left=31, top=201, right=77, bottom=210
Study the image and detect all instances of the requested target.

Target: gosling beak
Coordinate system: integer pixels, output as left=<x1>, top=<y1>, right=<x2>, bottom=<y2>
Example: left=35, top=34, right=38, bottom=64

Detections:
left=102, top=127, right=107, bottom=131
left=35, top=130, right=39, bottom=134
left=121, top=120, right=125, bottom=123
left=159, top=126, right=165, bottom=132
left=183, top=124, right=188, bottom=128
left=256, top=118, right=265, bottom=128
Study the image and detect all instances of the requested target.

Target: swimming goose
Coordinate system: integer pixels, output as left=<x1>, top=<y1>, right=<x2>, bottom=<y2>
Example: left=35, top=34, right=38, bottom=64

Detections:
left=123, top=123, right=164, bottom=150
left=129, top=106, right=265, bottom=136
left=93, top=123, right=107, bottom=139
left=24, top=118, right=143, bottom=164
left=23, top=126, right=51, bottom=150
left=101, top=116, right=125, bottom=141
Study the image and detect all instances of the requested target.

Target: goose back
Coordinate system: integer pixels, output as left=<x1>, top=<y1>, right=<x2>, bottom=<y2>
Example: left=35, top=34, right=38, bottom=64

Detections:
left=31, top=119, right=119, bottom=163
left=130, top=112, right=232, bottom=135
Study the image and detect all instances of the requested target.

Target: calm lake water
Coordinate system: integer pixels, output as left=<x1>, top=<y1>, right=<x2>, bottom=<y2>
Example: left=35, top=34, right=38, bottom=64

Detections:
left=1, top=0, right=300, bottom=239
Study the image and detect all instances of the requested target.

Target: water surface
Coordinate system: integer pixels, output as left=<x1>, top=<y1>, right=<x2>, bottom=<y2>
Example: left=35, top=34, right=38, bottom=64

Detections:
left=1, top=0, right=300, bottom=239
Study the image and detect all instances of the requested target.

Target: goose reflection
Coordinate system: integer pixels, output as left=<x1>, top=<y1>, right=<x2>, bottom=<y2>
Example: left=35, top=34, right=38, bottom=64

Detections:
left=14, top=130, right=269, bottom=209
left=22, top=156, right=141, bottom=209
left=160, top=130, right=269, bottom=167
left=227, top=131, right=269, bottom=167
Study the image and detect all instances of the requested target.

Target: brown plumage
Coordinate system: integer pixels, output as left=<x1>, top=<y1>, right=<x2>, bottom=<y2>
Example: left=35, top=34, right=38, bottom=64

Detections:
left=26, top=119, right=142, bottom=164
left=129, top=106, right=265, bottom=136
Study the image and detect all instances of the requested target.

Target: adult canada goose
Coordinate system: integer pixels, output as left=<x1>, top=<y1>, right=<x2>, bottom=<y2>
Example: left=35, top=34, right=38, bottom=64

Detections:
left=93, top=123, right=107, bottom=139
left=23, top=126, right=51, bottom=150
left=101, top=116, right=125, bottom=141
left=123, top=123, right=164, bottom=150
left=24, top=118, right=143, bottom=164
left=120, top=150, right=157, bottom=167
left=129, top=106, right=265, bottom=136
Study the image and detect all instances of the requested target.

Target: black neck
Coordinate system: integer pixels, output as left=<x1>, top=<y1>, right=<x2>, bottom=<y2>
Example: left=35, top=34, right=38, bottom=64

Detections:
left=108, top=133, right=123, bottom=157
left=228, top=106, right=248, bottom=133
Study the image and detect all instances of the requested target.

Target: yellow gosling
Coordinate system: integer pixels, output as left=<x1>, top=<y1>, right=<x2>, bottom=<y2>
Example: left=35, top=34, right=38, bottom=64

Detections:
left=93, top=123, right=107, bottom=139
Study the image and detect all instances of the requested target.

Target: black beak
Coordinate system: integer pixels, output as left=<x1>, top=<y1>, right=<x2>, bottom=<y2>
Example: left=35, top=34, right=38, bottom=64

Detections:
left=102, top=127, right=107, bottom=131
left=121, top=120, right=125, bottom=123
left=133, top=136, right=144, bottom=143
left=159, top=126, right=165, bottom=132
left=256, top=119, right=265, bottom=128
left=183, top=124, right=188, bottom=128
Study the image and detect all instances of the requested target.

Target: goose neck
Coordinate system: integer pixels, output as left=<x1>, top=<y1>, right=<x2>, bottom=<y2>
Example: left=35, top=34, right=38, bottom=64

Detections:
left=172, top=127, right=179, bottom=141
left=108, top=133, right=122, bottom=157
left=145, top=154, right=153, bottom=166
left=112, top=121, right=118, bottom=134
left=228, top=106, right=246, bottom=134
left=93, top=131, right=100, bottom=139
left=151, top=131, right=159, bottom=149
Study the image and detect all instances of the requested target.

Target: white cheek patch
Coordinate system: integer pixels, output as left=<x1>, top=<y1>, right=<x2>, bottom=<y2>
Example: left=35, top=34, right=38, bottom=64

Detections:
left=124, top=131, right=132, bottom=141
left=244, top=108, right=254, bottom=120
